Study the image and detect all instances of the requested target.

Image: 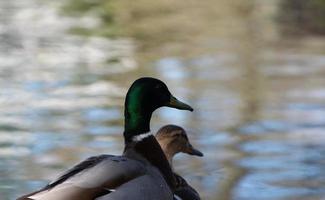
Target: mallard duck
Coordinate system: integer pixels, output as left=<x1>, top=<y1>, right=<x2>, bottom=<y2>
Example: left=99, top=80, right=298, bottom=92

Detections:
left=17, top=77, right=193, bottom=200
left=156, top=125, right=203, bottom=200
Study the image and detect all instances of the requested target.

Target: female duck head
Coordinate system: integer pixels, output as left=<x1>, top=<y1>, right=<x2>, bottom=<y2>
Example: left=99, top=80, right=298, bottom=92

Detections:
left=156, top=124, right=203, bottom=165
left=124, top=77, right=193, bottom=140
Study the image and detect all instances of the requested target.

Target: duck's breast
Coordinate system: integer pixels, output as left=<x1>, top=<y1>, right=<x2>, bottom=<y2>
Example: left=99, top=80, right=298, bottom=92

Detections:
left=96, top=165, right=173, bottom=200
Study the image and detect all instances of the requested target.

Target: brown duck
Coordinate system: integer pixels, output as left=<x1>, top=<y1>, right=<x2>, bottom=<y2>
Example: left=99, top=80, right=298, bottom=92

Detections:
left=156, top=124, right=203, bottom=200
left=17, top=77, right=194, bottom=200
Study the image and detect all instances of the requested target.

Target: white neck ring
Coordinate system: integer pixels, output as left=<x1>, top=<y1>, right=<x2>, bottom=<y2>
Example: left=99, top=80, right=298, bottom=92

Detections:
left=132, top=132, right=152, bottom=142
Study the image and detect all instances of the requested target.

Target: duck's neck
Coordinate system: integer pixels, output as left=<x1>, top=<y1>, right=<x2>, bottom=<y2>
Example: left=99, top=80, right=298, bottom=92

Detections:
left=158, top=143, right=175, bottom=168
left=165, top=152, right=174, bottom=169
left=125, top=135, right=176, bottom=190
left=123, top=110, right=175, bottom=190
left=124, top=110, right=174, bottom=189
left=124, top=111, right=152, bottom=142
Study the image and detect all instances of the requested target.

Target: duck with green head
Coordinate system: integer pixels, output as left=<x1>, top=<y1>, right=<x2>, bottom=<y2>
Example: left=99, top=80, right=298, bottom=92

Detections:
left=18, top=77, right=193, bottom=200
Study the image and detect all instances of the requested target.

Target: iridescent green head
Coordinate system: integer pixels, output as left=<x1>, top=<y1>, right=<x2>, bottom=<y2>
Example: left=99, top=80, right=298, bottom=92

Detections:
left=124, top=77, right=193, bottom=141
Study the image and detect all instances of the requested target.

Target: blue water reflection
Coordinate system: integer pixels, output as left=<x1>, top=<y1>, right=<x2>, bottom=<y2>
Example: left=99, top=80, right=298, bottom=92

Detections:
left=2, top=0, right=325, bottom=200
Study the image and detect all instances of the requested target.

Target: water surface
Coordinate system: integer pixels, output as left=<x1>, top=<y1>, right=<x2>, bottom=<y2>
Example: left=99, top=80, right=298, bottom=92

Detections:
left=1, top=0, right=325, bottom=200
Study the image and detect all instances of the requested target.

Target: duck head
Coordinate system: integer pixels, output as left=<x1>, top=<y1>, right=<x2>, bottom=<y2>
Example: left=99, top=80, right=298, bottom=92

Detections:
left=124, top=77, right=193, bottom=142
left=156, top=124, right=203, bottom=165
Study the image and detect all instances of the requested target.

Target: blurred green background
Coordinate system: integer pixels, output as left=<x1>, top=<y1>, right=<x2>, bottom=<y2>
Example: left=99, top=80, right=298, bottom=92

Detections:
left=1, top=0, right=325, bottom=199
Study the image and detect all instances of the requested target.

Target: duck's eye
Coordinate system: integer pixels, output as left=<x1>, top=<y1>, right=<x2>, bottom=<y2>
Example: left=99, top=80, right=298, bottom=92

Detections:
left=155, top=84, right=163, bottom=90
left=172, top=131, right=183, bottom=138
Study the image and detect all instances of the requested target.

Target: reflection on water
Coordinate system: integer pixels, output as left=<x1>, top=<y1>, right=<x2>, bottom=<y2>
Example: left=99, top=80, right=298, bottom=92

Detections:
left=0, top=0, right=134, bottom=199
left=1, top=0, right=325, bottom=200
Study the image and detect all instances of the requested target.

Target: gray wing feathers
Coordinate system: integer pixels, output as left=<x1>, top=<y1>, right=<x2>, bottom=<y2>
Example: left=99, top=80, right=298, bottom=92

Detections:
left=45, top=155, right=110, bottom=190
left=64, top=156, right=145, bottom=189
left=26, top=155, right=146, bottom=200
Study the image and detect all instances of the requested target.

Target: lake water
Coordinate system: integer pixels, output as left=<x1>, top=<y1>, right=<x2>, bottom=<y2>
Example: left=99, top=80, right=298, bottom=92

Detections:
left=1, top=0, right=325, bottom=200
